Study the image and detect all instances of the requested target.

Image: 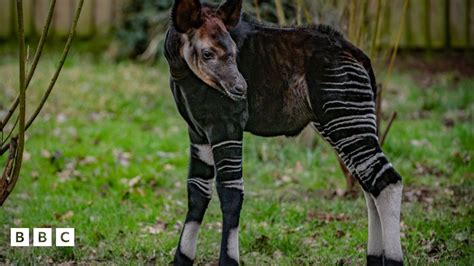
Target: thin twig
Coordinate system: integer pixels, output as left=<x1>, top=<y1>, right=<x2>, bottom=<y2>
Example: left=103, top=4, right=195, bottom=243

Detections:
left=1, top=0, right=56, bottom=130
left=370, top=0, right=382, bottom=59
left=0, top=116, right=19, bottom=148
left=382, top=0, right=409, bottom=91
left=348, top=0, right=356, bottom=40
left=338, top=157, right=356, bottom=192
left=1, top=0, right=83, bottom=205
left=355, top=0, right=368, bottom=46
left=274, top=0, right=286, bottom=25
left=295, top=0, right=303, bottom=25
left=380, top=112, right=397, bottom=146
left=1, top=0, right=27, bottom=205
left=25, top=0, right=84, bottom=131
left=253, top=0, right=261, bottom=21
left=1, top=139, right=18, bottom=187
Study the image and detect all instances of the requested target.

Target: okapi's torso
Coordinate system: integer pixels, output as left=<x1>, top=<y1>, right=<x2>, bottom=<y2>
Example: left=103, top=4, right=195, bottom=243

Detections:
left=165, top=15, right=373, bottom=138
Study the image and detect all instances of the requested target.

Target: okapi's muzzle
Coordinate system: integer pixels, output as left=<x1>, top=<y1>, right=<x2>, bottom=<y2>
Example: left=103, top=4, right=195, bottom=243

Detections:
left=219, top=72, right=247, bottom=101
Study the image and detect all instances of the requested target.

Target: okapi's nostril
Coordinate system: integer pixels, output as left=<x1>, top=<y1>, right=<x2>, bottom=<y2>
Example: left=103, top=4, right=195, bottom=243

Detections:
left=234, top=85, right=245, bottom=95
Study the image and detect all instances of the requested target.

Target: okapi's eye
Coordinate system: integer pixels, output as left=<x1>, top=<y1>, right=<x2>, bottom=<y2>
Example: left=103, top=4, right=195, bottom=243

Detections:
left=202, top=49, right=215, bottom=60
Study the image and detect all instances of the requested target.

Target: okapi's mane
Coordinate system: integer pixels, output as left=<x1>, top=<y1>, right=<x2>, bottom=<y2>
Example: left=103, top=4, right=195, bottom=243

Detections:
left=240, top=12, right=344, bottom=39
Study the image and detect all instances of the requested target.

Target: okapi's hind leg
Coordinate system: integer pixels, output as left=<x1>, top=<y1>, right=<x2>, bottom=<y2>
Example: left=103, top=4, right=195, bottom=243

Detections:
left=174, top=134, right=215, bottom=266
left=307, top=54, right=403, bottom=265
left=313, top=120, right=403, bottom=265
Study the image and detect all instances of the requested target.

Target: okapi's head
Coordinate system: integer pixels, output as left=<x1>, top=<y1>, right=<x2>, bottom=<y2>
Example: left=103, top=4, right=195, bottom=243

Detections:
left=172, top=0, right=247, bottom=101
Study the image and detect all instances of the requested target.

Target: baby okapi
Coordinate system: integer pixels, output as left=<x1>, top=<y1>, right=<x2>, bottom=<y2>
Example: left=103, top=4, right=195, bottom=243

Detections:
left=164, top=0, right=403, bottom=265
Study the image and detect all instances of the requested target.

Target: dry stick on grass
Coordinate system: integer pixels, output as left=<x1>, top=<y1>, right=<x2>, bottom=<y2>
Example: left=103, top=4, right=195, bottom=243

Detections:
left=0, top=0, right=84, bottom=205
left=380, top=112, right=397, bottom=146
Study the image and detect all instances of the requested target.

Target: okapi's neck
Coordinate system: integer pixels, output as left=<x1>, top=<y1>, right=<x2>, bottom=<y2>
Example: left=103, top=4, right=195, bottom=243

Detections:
left=164, top=28, right=192, bottom=81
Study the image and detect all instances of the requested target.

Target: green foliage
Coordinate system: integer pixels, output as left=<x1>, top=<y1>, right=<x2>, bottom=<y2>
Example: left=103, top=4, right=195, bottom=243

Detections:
left=114, top=0, right=174, bottom=61
left=0, top=47, right=472, bottom=264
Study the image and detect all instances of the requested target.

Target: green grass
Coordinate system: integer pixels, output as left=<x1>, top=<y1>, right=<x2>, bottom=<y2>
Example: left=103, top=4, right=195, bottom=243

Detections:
left=0, top=44, right=472, bottom=264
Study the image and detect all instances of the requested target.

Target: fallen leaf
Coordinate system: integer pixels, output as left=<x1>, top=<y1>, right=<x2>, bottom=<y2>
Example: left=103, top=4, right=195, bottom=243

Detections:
left=335, top=230, right=345, bottom=238
left=41, top=149, right=51, bottom=158
left=113, top=149, right=132, bottom=167
left=307, top=212, right=349, bottom=223
left=22, top=151, right=31, bottom=161
left=294, top=161, right=304, bottom=173
left=142, top=219, right=167, bottom=235
left=55, top=210, right=74, bottom=222
left=79, top=156, right=97, bottom=165
left=164, top=164, right=175, bottom=171
left=128, top=176, right=142, bottom=187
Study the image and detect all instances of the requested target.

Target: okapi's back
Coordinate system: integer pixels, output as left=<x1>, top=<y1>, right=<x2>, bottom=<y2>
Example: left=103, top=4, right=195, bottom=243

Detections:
left=232, top=19, right=373, bottom=137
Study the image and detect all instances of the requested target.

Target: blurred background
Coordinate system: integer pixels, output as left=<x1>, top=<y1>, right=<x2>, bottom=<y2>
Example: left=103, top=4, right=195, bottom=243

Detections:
left=0, top=0, right=472, bottom=264
left=0, top=0, right=473, bottom=60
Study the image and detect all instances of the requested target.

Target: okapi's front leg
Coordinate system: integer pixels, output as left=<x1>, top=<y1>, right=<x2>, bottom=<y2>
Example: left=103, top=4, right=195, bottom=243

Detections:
left=174, top=134, right=215, bottom=266
left=212, top=139, right=244, bottom=266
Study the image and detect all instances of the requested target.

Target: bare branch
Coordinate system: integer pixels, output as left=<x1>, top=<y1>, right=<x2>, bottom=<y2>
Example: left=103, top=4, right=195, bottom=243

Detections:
left=0, top=0, right=84, bottom=205
left=25, top=0, right=84, bottom=131
left=1, top=116, right=19, bottom=148
left=0, top=0, right=27, bottom=206
left=1, top=0, right=56, bottom=130
left=382, top=0, right=409, bottom=90
left=0, top=138, right=18, bottom=190
left=274, top=0, right=286, bottom=25
left=338, top=157, right=357, bottom=193
left=370, top=0, right=382, bottom=59
left=253, top=0, right=261, bottom=21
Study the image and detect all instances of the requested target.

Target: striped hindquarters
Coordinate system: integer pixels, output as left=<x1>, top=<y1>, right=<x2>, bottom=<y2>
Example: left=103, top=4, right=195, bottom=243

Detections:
left=312, top=54, right=395, bottom=192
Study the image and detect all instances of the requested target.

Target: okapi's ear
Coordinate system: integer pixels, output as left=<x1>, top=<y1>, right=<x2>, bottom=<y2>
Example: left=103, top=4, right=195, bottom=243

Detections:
left=171, top=0, right=203, bottom=33
left=218, top=0, right=243, bottom=29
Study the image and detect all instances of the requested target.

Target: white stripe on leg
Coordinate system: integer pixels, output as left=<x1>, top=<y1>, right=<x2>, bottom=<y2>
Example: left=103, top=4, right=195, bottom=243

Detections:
left=192, top=144, right=214, bottom=166
left=364, top=191, right=383, bottom=256
left=227, top=227, right=239, bottom=262
left=373, top=181, right=403, bottom=261
left=180, top=221, right=200, bottom=260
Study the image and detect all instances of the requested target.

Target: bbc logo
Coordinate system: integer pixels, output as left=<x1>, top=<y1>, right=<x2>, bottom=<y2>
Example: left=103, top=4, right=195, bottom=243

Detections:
left=11, top=228, right=75, bottom=247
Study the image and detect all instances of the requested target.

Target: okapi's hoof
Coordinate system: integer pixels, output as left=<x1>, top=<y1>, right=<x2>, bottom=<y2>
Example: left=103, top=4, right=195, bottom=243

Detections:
left=367, top=255, right=383, bottom=266
left=384, top=258, right=403, bottom=266
left=173, top=253, right=193, bottom=266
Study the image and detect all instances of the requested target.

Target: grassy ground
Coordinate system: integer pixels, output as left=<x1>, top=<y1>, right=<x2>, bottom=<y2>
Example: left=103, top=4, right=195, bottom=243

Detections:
left=0, top=44, right=472, bottom=264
